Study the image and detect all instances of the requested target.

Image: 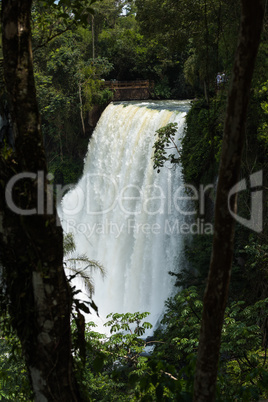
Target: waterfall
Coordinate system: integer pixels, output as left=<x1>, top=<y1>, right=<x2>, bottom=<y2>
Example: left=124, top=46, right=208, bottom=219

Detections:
left=60, top=100, right=191, bottom=333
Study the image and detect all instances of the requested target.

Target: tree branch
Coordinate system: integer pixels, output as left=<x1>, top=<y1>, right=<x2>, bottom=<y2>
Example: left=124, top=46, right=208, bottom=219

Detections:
left=33, top=22, right=75, bottom=52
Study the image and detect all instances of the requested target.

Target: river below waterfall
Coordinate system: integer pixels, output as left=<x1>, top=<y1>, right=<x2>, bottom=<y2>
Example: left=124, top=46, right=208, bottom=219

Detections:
left=59, top=100, right=191, bottom=333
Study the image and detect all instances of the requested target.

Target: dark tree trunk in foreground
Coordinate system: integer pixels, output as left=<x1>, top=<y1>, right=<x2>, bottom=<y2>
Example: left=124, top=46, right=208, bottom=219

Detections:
left=0, top=1, right=81, bottom=400
left=193, top=1, right=265, bottom=401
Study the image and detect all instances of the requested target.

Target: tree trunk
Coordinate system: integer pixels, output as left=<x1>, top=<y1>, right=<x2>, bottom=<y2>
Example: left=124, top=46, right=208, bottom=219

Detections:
left=193, top=0, right=265, bottom=401
left=0, top=1, right=82, bottom=400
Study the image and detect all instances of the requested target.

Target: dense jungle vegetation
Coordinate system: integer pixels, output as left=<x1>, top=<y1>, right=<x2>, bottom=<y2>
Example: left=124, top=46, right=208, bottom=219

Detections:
left=0, top=0, right=268, bottom=400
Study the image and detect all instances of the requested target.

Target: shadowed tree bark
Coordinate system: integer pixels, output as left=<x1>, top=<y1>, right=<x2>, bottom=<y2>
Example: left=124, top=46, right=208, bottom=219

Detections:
left=0, top=1, right=82, bottom=400
left=193, top=0, right=265, bottom=401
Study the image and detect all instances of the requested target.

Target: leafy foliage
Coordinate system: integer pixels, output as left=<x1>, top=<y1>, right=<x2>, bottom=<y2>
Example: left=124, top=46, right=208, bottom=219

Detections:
left=64, top=232, right=105, bottom=298
left=152, top=123, right=180, bottom=172
left=33, top=18, right=113, bottom=185
left=136, top=0, right=240, bottom=97
left=180, top=98, right=222, bottom=186
left=153, top=288, right=268, bottom=401
left=239, top=237, right=268, bottom=303
left=1, top=289, right=268, bottom=400
left=256, top=80, right=268, bottom=149
left=0, top=333, right=32, bottom=401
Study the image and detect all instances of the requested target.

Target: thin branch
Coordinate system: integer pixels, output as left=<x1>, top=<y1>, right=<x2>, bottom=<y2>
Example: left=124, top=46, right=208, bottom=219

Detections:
left=262, top=344, right=267, bottom=367
left=145, top=340, right=166, bottom=345
left=169, top=137, right=181, bottom=154
left=242, top=352, right=257, bottom=369
left=188, top=300, right=202, bottom=321
left=160, top=370, right=178, bottom=381
left=78, top=82, right=86, bottom=136
left=33, top=23, right=75, bottom=52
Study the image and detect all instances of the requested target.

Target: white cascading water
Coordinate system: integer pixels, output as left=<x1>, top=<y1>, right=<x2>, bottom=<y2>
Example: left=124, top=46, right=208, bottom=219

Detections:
left=59, top=100, right=190, bottom=333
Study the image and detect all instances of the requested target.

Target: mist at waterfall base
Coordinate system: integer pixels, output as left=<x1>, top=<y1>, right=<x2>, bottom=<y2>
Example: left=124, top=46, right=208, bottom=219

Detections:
left=59, top=100, right=191, bottom=335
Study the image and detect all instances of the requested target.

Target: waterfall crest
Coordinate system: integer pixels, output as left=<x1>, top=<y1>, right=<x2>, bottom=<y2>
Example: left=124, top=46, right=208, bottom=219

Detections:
left=60, top=100, right=190, bottom=332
